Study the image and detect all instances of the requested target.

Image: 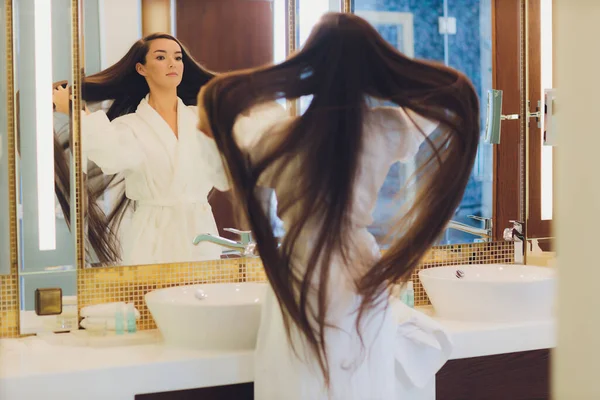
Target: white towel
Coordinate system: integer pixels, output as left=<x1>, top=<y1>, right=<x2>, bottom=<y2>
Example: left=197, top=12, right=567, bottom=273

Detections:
left=80, top=302, right=141, bottom=319
left=80, top=317, right=127, bottom=331
left=80, top=315, right=140, bottom=331
left=391, top=298, right=453, bottom=389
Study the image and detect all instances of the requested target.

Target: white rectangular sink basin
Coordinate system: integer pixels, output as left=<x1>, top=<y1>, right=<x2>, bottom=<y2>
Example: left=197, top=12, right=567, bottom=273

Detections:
left=418, top=264, right=555, bottom=323
left=145, top=283, right=267, bottom=351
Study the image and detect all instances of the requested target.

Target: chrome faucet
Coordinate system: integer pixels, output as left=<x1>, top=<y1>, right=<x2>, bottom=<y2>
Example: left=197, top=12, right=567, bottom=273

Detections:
left=503, top=220, right=525, bottom=264
left=446, top=215, right=493, bottom=242
left=503, top=220, right=525, bottom=242
left=193, top=228, right=257, bottom=257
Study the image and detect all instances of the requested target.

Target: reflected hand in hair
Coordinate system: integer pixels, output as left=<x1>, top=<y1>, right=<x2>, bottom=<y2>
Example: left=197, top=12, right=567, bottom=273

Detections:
left=52, top=84, right=71, bottom=114
left=196, top=86, right=213, bottom=138
left=52, top=84, right=90, bottom=115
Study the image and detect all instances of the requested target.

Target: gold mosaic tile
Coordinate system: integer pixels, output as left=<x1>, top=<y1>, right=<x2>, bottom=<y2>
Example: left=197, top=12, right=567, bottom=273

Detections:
left=243, top=258, right=268, bottom=283
left=0, top=274, right=19, bottom=337
left=1, top=237, right=515, bottom=337
left=78, top=259, right=246, bottom=331
left=75, top=241, right=515, bottom=332
left=411, top=241, right=515, bottom=306
left=0, top=0, right=20, bottom=339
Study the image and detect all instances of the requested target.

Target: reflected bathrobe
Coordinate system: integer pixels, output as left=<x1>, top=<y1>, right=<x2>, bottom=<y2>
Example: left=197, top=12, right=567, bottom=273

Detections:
left=230, top=103, right=444, bottom=400
left=81, top=95, right=228, bottom=266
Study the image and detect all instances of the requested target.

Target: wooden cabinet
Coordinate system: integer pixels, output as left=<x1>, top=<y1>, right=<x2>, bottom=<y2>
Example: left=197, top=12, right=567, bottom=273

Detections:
left=135, top=383, right=253, bottom=400
left=137, top=350, right=550, bottom=399
left=436, top=349, right=550, bottom=400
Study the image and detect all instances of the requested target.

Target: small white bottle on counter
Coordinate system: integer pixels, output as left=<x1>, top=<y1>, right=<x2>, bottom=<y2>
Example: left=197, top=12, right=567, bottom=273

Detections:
left=404, top=281, right=414, bottom=308
left=399, top=281, right=415, bottom=308
left=56, top=296, right=78, bottom=332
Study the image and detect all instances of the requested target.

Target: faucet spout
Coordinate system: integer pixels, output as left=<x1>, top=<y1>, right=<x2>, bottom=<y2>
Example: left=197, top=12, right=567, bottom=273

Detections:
left=446, top=219, right=493, bottom=241
left=192, top=233, right=242, bottom=249
left=503, top=220, right=525, bottom=264
left=193, top=229, right=257, bottom=257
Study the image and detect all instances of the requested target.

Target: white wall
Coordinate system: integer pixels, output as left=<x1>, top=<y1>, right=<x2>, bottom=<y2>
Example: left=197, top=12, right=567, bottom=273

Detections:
left=553, top=1, right=600, bottom=398
left=98, top=0, right=142, bottom=69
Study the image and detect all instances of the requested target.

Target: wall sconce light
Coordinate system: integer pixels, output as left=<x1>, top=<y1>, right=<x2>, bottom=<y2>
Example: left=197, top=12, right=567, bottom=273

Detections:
left=34, top=0, right=56, bottom=251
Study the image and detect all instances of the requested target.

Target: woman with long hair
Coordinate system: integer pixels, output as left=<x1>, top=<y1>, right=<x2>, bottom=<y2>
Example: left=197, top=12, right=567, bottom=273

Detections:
left=53, top=33, right=228, bottom=266
left=198, top=13, right=480, bottom=399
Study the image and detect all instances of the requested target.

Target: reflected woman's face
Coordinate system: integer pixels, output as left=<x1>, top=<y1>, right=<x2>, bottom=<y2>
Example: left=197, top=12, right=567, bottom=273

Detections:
left=136, top=38, right=184, bottom=90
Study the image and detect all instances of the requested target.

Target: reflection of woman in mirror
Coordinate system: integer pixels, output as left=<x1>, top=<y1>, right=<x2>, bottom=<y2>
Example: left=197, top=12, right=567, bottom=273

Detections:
left=15, top=84, right=85, bottom=258
left=198, top=13, right=480, bottom=400
left=53, top=33, right=227, bottom=266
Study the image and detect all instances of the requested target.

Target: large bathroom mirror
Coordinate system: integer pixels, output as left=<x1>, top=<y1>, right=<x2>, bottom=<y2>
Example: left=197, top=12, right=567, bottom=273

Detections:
left=72, top=0, right=526, bottom=271
left=79, top=0, right=286, bottom=268
left=13, top=0, right=77, bottom=333
left=0, top=0, right=11, bottom=276
left=349, top=0, right=495, bottom=246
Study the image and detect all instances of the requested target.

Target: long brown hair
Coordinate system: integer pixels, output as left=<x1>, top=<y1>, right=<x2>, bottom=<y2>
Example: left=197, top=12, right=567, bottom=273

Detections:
left=16, top=81, right=121, bottom=263
left=200, top=13, right=480, bottom=385
left=54, top=33, right=214, bottom=263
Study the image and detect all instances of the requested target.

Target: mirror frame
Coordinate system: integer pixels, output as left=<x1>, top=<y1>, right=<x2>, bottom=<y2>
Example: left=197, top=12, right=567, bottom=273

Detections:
left=4, top=0, right=17, bottom=277
left=11, top=0, right=80, bottom=334
left=71, top=0, right=85, bottom=270
left=343, top=0, right=350, bottom=12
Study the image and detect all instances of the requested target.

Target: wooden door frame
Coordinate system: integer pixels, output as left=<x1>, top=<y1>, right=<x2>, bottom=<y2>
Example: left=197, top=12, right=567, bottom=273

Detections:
left=492, top=0, right=526, bottom=240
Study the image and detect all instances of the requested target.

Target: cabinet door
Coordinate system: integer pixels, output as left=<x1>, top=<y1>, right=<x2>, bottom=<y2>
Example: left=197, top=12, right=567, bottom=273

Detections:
left=436, top=350, right=550, bottom=400
left=135, top=382, right=254, bottom=400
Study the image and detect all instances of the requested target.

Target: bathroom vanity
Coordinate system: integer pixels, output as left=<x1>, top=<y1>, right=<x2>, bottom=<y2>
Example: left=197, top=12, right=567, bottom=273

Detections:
left=137, top=350, right=550, bottom=400
left=0, top=308, right=554, bottom=400
left=0, top=0, right=556, bottom=398
left=137, top=348, right=550, bottom=400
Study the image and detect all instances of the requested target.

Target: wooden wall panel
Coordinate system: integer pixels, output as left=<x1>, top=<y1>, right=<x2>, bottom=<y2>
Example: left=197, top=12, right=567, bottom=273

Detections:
left=176, top=0, right=274, bottom=239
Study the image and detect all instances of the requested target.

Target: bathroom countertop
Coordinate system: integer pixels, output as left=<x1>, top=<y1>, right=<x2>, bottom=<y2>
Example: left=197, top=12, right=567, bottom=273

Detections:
left=419, top=306, right=555, bottom=359
left=0, top=309, right=555, bottom=400
left=0, top=333, right=254, bottom=400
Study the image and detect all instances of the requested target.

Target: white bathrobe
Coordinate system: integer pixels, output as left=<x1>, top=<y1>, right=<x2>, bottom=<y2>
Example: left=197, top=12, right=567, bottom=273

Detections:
left=81, top=95, right=228, bottom=266
left=232, top=103, right=451, bottom=400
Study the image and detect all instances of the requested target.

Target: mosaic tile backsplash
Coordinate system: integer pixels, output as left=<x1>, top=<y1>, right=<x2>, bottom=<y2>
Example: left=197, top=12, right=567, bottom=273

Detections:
left=77, top=258, right=266, bottom=331
left=76, top=241, right=514, bottom=332
left=0, top=241, right=514, bottom=336
left=410, top=241, right=514, bottom=305
left=0, top=0, right=19, bottom=339
left=0, top=274, right=19, bottom=338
